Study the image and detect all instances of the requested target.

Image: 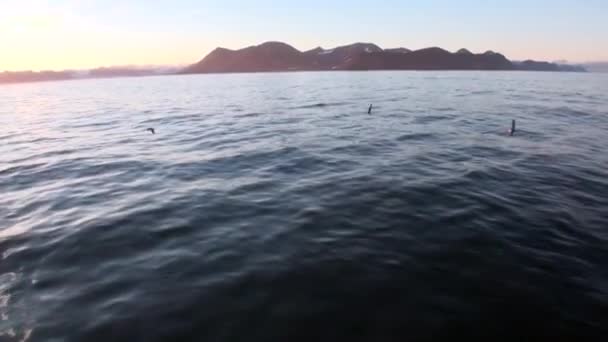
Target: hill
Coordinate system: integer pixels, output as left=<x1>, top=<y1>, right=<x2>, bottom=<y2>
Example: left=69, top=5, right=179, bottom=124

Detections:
left=181, top=41, right=584, bottom=74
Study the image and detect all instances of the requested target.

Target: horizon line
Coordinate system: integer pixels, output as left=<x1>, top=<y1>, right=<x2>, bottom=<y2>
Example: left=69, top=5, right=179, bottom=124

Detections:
left=2, top=41, right=604, bottom=74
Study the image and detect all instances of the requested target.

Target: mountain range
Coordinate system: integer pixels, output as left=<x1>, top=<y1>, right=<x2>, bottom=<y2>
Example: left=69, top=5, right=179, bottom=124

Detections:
left=181, top=41, right=586, bottom=74
left=0, top=42, right=591, bottom=84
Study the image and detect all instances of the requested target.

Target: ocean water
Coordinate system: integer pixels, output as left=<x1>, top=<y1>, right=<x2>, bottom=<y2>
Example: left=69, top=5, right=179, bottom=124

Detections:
left=1, top=71, right=608, bottom=341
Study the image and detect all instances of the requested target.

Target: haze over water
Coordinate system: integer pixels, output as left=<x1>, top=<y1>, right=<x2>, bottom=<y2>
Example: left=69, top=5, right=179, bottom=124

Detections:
left=1, top=71, right=608, bottom=341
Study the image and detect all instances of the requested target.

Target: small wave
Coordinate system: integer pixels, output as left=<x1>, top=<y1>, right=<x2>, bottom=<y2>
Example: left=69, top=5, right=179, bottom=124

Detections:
left=327, top=144, right=381, bottom=156
left=230, top=107, right=245, bottom=112
left=551, top=106, right=592, bottom=118
left=139, top=117, right=170, bottom=125
left=0, top=163, right=46, bottom=177
left=168, top=146, right=304, bottom=180
left=290, top=102, right=349, bottom=109
left=169, top=107, right=186, bottom=113
left=433, top=107, right=455, bottom=112
left=64, top=119, right=122, bottom=130
left=396, top=133, right=435, bottom=141
left=471, top=90, right=495, bottom=95
left=237, top=112, right=263, bottom=119
left=0, top=159, right=157, bottom=190
left=0, top=133, right=20, bottom=142
left=16, top=137, right=61, bottom=144
left=267, top=154, right=330, bottom=175
left=414, top=115, right=449, bottom=124
left=0, top=224, right=29, bottom=240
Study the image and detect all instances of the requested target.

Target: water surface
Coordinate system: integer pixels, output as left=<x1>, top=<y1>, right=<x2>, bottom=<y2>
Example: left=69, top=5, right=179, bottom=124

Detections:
left=1, top=71, right=608, bottom=341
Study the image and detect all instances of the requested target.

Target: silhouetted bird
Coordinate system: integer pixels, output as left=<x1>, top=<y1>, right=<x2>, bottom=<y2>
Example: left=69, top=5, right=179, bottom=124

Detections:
left=146, top=128, right=155, bottom=134
left=368, top=104, right=373, bottom=114
left=508, top=120, right=515, bottom=136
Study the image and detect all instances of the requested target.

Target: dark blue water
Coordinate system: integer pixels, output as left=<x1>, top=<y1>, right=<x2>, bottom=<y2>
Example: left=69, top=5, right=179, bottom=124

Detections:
left=1, top=71, right=608, bottom=341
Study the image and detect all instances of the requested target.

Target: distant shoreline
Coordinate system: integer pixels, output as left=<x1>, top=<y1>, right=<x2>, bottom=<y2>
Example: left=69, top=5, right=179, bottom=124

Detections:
left=1, top=68, right=602, bottom=86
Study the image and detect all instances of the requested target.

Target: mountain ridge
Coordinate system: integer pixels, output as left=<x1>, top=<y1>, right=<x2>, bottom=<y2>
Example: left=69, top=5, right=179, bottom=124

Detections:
left=182, top=41, right=586, bottom=74
left=0, top=43, right=590, bottom=84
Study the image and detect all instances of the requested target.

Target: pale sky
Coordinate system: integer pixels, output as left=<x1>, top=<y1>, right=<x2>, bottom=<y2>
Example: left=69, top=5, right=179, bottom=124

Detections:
left=1, top=0, right=607, bottom=71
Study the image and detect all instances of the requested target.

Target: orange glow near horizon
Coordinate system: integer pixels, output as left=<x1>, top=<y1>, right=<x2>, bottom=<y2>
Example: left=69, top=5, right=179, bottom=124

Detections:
left=0, top=3, right=210, bottom=71
left=0, top=15, right=205, bottom=71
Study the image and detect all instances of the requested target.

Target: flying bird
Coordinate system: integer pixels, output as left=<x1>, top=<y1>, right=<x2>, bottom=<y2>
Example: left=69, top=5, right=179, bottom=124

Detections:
left=146, top=128, right=155, bottom=134
left=368, top=104, right=373, bottom=114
